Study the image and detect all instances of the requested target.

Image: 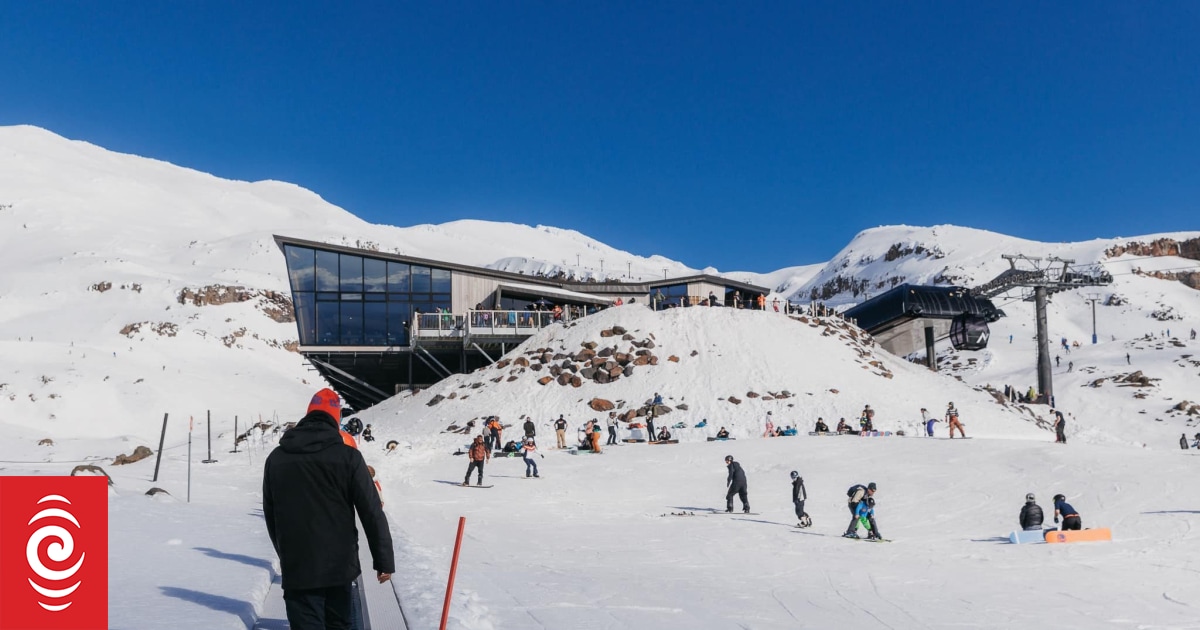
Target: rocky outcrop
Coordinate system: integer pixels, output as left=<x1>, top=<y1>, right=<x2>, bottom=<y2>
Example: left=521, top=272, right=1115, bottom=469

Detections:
left=71, top=464, right=113, bottom=485
left=427, top=394, right=446, bottom=406
left=590, top=398, right=615, bottom=412
left=112, top=445, right=153, bottom=466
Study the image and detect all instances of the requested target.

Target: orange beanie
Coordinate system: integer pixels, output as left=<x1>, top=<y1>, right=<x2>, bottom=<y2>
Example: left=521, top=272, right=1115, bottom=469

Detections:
left=307, top=388, right=342, bottom=424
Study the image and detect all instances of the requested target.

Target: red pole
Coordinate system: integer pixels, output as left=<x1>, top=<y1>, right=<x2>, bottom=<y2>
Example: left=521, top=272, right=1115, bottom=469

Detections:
left=439, top=516, right=467, bottom=630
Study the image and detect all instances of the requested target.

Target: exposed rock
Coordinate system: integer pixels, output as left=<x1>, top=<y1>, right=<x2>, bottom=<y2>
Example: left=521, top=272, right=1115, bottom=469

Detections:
left=571, top=376, right=582, bottom=388
left=90, top=281, right=113, bottom=293
left=549, top=365, right=563, bottom=377
left=649, top=355, right=659, bottom=365
left=690, top=350, right=699, bottom=357
left=553, top=353, right=568, bottom=361
left=612, top=326, right=627, bottom=335
left=622, top=333, right=636, bottom=341
left=746, top=391, right=759, bottom=398
left=728, top=396, right=742, bottom=405
left=70, top=464, right=113, bottom=486
left=495, top=359, right=511, bottom=369
left=112, top=445, right=153, bottom=466
left=471, top=382, right=484, bottom=389
left=582, top=341, right=599, bottom=350
left=830, top=388, right=840, bottom=394
left=675, top=404, right=689, bottom=411
left=541, top=352, right=554, bottom=363
left=623, top=365, right=634, bottom=377
left=652, top=404, right=672, bottom=416
left=507, top=376, right=519, bottom=382
left=600, top=329, right=615, bottom=338
left=38, top=438, right=53, bottom=446
left=598, top=347, right=614, bottom=358
left=427, top=394, right=446, bottom=406
left=145, top=487, right=171, bottom=497
left=636, top=349, right=652, bottom=357
left=1173, top=400, right=1192, bottom=411
left=621, top=409, right=639, bottom=422
left=538, top=376, right=554, bottom=386
left=590, top=398, right=615, bottom=412
left=574, top=350, right=595, bottom=362
left=557, top=373, right=572, bottom=386
left=634, top=355, right=651, bottom=366
left=643, top=340, right=656, bottom=349
left=580, top=367, right=597, bottom=379
left=513, top=357, right=529, bottom=367
left=608, top=366, right=624, bottom=378
left=594, top=371, right=611, bottom=384
left=668, top=355, right=680, bottom=362
left=530, top=363, right=543, bottom=372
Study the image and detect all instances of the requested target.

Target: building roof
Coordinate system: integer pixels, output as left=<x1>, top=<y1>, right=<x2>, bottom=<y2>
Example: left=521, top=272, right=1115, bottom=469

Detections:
left=496, top=281, right=613, bottom=305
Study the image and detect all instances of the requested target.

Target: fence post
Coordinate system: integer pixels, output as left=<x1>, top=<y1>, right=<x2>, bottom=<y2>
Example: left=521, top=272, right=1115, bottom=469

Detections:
left=187, top=416, right=193, bottom=503
left=151, top=413, right=169, bottom=482
left=439, top=517, right=467, bottom=630
left=231, top=415, right=239, bottom=453
left=202, top=409, right=218, bottom=464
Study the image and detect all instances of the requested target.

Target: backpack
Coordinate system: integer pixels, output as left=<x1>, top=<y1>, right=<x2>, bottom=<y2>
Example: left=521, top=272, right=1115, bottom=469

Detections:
left=847, top=484, right=865, bottom=498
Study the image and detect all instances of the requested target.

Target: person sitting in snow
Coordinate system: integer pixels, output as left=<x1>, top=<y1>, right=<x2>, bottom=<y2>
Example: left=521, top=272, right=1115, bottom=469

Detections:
left=814, top=418, right=829, bottom=434
left=695, top=419, right=708, bottom=428
left=656, top=426, right=672, bottom=441
left=1019, top=493, right=1043, bottom=531
left=836, top=418, right=851, bottom=434
left=716, top=427, right=730, bottom=439
left=361, top=424, right=375, bottom=442
left=502, top=440, right=519, bottom=454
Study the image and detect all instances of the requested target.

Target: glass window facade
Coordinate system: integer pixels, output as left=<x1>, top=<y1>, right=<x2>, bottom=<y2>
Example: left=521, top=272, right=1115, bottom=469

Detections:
left=283, top=245, right=452, bottom=346
left=653, top=283, right=690, bottom=309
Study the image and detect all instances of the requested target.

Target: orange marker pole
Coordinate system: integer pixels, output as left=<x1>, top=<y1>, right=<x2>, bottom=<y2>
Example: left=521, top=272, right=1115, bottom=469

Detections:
left=439, top=517, right=467, bottom=630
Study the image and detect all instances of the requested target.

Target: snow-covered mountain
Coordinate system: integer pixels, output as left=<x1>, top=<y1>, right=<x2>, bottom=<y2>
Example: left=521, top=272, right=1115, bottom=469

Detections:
left=1, top=125, right=1197, bottom=446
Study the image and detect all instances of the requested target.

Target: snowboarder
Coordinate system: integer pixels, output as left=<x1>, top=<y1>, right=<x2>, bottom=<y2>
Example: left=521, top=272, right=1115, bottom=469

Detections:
left=554, top=415, right=568, bottom=449
left=1053, top=494, right=1081, bottom=531
left=1181, top=433, right=1190, bottom=450
left=590, top=421, right=604, bottom=453
left=523, top=417, right=536, bottom=439
left=606, top=413, right=619, bottom=445
left=790, top=471, right=810, bottom=528
left=522, top=437, right=541, bottom=478
left=843, top=482, right=877, bottom=538
left=814, top=418, right=829, bottom=434
left=921, top=408, right=936, bottom=437
left=946, top=403, right=965, bottom=438
left=859, top=405, right=875, bottom=432
left=463, top=435, right=489, bottom=486
left=716, top=427, right=730, bottom=439
left=1053, top=411, right=1067, bottom=444
left=725, top=455, right=749, bottom=513
left=1019, top=493, right=1044, bottom=530
left=764, top=411, right=775, bottom=437
left=836, top=418, right=850, bottom=434
left=361, top=424, right=374, bottom=442
left=656, top=426, right=672, bottom=441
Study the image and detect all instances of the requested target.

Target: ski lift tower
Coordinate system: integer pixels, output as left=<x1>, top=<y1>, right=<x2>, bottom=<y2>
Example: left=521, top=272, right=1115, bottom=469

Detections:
left=973, top=255, right=1112, bottom=404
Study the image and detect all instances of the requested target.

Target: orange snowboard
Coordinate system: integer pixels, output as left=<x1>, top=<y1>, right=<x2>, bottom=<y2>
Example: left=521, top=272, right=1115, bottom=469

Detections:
left=1044, top=528, right=1112, bottom=543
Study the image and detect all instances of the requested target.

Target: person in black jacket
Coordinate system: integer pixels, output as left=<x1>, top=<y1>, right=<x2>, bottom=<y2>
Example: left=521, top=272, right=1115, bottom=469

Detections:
left=1053, top=411, right=1067, bottom=444
left=523, top=417, right=536, bottom=439
left=264, top=388, right=395, bottom=630
left=843, top=482, right=876, bottom=538
left=725, top=455, right=749, bottom=513
left=1019, top=493, right=1044, bottom=531
left=791, top=471, right=810, bottom=527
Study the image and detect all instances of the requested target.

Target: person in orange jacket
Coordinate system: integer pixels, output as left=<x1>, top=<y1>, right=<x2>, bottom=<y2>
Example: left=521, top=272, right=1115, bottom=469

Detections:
left=589, top=420, right=603, bottom=454
left=463, top=435, right=490, bottom=486
left=367, top=465, right=384, bottom=506
left=756, top=294, right=766, bottom=310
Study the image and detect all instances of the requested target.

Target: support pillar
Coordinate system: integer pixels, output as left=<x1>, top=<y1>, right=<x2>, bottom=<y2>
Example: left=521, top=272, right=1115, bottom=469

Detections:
left=1035, top=286, right=1053, bottom=403
left=924, top=325, right=937, bottom=371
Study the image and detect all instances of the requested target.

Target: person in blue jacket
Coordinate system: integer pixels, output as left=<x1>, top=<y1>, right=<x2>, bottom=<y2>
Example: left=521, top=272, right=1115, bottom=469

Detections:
left=854, top=497, right=882, bottom=540
left=1053, top=494, right=1081, bottom=530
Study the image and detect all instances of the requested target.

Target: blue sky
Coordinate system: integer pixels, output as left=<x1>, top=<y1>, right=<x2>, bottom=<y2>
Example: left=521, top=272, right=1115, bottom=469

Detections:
left=2, top=2, right=1198, bottom=272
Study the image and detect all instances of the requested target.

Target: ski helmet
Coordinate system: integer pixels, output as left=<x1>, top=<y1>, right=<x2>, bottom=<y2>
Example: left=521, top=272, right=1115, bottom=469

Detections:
left=790, top=471, right=799, bottom=480
left=867, top=482, right=877, bottom=491
left=1025, top=493, right=1035, bottom=503
left=1053, top=494, right=1065, bottom=502
left=724, top=455, right=734, bottom=463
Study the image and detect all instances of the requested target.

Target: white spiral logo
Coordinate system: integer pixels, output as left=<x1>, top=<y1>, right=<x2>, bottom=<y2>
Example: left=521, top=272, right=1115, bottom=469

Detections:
left=26, top=494, right=86, bottom=612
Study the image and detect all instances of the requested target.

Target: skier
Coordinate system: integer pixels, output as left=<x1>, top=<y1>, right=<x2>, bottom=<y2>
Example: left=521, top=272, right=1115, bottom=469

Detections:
left=554, top=414, right=568, bottom=449
left=523, top=417, right=536, bottom=439
left=521, top=437, right=541, bottom=478
left=1055, top=355, right=1060, bottom=367
left=946, top=403, right=966, bottom=438
left=921, top=408, right=936, bottom=437
left=606, top=413, right=619, bottom=445
left=1181, top=433, right=1190, bottom=450
left=716, top=427, right=730, bottom=439
left=463, top=435, right=489, bottom=486
left=1052, top=494, right=1081, bottom=531
left=361, top=424, right=374, bottom=443
left=1126, top=353, right=1131, bottom=365
left=1053, top=411, right=1067, bottom=444
left=813, top=418, right=829, bottom=434
left=854, top=497, right=883, bottom=540
left=790, top=471, right=810, bottom=528
left=1067, top=361, right=1073, bottom=373
left=724, top=455, right=749, bottom=513
left=843, top=482, right=877, bottom=538
left=1019, top=493, right=1044, bottom=531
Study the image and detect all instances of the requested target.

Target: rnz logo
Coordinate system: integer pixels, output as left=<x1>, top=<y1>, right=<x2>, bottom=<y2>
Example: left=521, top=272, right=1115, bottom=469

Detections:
left=0, top=476, right=108, bottom=630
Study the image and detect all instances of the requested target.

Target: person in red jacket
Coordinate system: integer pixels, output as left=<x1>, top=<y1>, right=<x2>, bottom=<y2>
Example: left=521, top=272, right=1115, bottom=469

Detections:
left=463, top=435, right=490, bottom=486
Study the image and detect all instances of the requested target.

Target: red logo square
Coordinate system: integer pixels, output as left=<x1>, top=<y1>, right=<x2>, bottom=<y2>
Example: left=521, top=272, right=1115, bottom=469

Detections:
left=0, top=476, right=108, bottom=630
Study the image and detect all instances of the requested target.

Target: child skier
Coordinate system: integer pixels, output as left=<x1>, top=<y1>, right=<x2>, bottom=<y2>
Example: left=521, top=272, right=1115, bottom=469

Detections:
left=521, top=437, right=541, bottom=477
left=843, top=482, right=877, bottom=538
left=790, top=471, right=810, bottom=528
left=854, top=497, right=883, bottom=540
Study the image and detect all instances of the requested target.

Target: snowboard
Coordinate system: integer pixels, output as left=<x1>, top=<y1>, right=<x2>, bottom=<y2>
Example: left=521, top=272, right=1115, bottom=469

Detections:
left=706, top=437, right=736, bottom=441
left=1008, top=529, right=1048, bottom=544
left=621, top=438, right=647, bottom=443
left=456, top=484, right=494, bottom=489
left=649, top=440, right=680, bottom=444
left=1044, top=528, right=1111, bottom=543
